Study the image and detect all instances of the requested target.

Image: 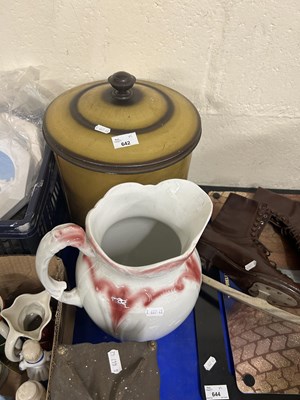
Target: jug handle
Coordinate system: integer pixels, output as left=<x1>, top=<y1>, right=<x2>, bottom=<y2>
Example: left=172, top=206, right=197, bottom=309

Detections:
left=36, top=223, right=95, bottom=308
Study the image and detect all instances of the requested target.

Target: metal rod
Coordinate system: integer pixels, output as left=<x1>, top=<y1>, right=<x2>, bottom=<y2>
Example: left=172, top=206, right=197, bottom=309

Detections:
left=202, top=274, right=300, bottom=325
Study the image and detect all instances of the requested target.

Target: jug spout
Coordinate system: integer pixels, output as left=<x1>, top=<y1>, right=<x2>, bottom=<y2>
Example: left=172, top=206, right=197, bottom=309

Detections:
left=157, top=179, right=213, bottom=256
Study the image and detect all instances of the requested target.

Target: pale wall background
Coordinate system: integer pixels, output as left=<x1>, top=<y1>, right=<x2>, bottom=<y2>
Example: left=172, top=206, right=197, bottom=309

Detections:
left=0, top=0, right=299, bottom=189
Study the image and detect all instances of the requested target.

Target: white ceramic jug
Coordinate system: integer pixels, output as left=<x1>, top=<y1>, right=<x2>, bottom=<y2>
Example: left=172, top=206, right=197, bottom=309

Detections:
left=16, top=380, right=46, bottom=400
left=0, top=291, right=52, bottom=362
left=36, top=179, right=212, bottom=341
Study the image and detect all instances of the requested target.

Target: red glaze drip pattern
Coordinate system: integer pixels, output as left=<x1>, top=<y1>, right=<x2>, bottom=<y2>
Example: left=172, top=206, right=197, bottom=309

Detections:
left=84, top=252, right=201, bottom=332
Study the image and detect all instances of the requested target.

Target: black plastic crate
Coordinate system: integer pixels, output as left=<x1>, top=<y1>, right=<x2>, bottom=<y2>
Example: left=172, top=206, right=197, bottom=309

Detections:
left=0, top=146, right=70, bottom=255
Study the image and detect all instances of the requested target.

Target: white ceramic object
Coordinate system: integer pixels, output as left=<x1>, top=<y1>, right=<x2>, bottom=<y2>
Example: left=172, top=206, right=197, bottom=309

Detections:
left=0, top=112, right=43, bottom=219
left=15, top=380, right=46, bottom=400
left=0, top=291, right=52, bottom=362
left=0, top=135, right=31, bottom=219
left=36, top=179, right=213, bottom=341
left=19, top=340, right=51, bottom=382
left=0, top=295, right=23, bottom=354
left=0, top=295, right=8, bottom=339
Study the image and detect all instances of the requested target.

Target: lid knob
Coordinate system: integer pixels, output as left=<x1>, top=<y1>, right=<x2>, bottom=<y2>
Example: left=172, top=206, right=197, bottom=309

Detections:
left=108, top=71, right=136, bottom=101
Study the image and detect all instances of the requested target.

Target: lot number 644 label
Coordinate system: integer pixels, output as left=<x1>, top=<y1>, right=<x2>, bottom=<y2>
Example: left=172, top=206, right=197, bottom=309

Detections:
left=204, top=385, right=229, bottom=400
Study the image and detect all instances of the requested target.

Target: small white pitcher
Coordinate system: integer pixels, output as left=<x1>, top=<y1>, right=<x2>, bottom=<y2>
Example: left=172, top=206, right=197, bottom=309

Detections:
left=0, top=291, right=52, bottom=362
left=0, top=296, right=8, bottom=341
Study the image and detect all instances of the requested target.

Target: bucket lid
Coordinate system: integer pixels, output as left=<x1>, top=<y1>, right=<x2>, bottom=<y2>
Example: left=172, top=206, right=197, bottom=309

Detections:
left=43, top=71, right=201, bottom=173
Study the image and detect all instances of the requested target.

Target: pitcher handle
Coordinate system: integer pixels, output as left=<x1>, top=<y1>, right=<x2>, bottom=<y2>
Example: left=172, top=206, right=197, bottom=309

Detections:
left=4, top=329, right=22, bottom=362
left=36, top=223, right=95, bottom=308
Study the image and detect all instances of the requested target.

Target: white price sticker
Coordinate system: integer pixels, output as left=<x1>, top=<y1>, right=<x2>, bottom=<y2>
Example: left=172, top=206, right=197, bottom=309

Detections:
left=107, top=349, right=122, bottom=374
left=204, top=356, right=217, bottom=371
left=94, top=124, right=111, bottom=134
left=111, top=132, right=139, bottom=149
left=145, top=307, right=164, bottom=317
left=204, top=385, right=229, bottom=400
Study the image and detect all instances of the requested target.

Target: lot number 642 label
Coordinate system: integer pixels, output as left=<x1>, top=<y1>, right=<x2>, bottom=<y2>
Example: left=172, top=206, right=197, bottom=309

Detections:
left=111, top=132, right=139, bottom=149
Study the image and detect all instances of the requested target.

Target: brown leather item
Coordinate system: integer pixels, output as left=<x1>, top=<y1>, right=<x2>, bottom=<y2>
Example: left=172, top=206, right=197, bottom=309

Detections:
left=197, top=192, right=300, bottom=307
left=49, top=341, right=160, bottom=400
left=254, top=187, right=300, bottom=251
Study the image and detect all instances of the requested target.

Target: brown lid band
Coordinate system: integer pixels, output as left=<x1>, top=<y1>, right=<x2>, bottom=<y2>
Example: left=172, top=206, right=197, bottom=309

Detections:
left=69, top=82, right=175, bottom=135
